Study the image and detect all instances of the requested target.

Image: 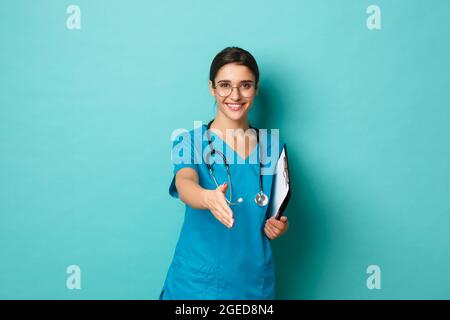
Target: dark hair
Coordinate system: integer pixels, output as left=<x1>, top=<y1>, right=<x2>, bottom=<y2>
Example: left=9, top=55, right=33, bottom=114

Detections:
left=209, top=47, right=259, bottom=89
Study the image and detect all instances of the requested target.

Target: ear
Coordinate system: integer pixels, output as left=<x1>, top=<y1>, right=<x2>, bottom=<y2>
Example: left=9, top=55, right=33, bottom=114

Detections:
left=209, top=80, right=216, bottom=97
left=255, top=82, right=259, bottom=96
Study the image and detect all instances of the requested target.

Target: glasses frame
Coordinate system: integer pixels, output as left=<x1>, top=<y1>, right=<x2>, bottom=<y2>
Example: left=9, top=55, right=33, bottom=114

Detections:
left=213, top=81, right=257, bottom=98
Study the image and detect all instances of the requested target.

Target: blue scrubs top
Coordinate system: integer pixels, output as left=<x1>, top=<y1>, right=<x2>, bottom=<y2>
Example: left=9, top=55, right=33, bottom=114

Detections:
left=159, top=124, right=284, bottom=300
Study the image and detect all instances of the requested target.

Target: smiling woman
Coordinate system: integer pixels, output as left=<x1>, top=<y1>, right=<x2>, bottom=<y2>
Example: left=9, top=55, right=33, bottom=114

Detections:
left=159, top=47, right=289, bottom=300
left=208, top=48, right=259, bottom=127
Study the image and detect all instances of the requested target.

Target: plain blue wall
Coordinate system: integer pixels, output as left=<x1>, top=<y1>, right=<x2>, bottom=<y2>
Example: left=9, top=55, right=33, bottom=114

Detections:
left=1, top=0, right=449, bottom=299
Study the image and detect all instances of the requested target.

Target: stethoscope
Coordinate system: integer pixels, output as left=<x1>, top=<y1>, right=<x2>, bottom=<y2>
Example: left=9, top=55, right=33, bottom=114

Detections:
left=205, top=119, right=269, bottom=207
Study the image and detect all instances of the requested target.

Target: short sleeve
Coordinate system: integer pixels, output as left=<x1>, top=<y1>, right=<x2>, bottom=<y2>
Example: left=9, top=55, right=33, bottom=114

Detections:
left=168, top=130, right=200, bottom=198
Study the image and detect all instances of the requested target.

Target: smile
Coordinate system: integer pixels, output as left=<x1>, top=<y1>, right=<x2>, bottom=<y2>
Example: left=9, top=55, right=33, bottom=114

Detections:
left=226, top=103, right=245, bottom=111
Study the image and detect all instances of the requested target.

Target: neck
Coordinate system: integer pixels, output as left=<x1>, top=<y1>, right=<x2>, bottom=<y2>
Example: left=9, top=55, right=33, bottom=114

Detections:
left=210, top=112, right=249, bottom=134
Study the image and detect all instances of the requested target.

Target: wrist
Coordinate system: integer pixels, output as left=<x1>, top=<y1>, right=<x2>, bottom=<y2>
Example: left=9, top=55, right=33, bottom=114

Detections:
left=200, top=189, right=212, bottom=210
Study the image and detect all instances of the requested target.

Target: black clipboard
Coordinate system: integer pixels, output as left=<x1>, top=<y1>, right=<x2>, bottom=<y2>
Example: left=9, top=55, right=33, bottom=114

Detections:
left=266, top=144, right=291, bottom=220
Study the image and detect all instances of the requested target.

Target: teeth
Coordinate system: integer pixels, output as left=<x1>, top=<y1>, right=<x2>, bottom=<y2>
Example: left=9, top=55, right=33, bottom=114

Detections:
left=227, top=103, right=243, bottom=108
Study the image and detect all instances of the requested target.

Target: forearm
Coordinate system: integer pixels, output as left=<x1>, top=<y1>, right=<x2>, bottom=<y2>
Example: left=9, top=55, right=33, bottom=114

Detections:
left=175, top=176, right=209, bottom=210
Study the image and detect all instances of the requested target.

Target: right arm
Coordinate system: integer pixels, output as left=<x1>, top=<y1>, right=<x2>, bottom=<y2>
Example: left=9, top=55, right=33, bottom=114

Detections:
left=175, top=167, right=234, bottom=228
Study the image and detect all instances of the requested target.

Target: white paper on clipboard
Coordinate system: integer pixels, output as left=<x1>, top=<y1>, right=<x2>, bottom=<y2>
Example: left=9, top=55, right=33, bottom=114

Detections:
left=267, top=145, right=291, bottom=219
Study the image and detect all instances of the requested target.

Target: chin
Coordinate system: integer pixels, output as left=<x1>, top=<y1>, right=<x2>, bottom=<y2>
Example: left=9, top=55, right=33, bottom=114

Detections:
left=226, top=111, right=245, bottom=121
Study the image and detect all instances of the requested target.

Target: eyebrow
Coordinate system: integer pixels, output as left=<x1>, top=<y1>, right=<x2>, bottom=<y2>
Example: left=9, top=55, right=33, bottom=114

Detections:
left=216, top=80, right=254, bottom=84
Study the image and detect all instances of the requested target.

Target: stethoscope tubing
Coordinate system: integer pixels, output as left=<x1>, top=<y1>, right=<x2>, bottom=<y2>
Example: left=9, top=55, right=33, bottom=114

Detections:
left=205, top=119, right=266, bottom=206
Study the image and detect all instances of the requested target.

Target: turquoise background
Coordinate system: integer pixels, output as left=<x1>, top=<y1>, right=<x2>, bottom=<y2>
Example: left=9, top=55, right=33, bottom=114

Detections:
left=1, top=0, right=449, bottom=299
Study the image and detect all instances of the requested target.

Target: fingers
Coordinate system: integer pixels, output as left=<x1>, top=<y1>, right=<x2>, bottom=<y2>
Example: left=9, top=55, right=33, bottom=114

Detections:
left=217, top=192, right=233, bottom=218
left=264, top=225, right=276, bottom=239
left=218, top=205, right=234, bottom=228
left=217, top=212, right=233, bottom=228
left=265, top=221, right=280, bottom=235
left=217, top=182, right=228, bottom=194
left=267, top=216, right=288, bottom=231
left=204, top=187, right=234, bottom=228
left=213, top=189, right=234, bottom=228
left=211, top=204, right=233, bottom=228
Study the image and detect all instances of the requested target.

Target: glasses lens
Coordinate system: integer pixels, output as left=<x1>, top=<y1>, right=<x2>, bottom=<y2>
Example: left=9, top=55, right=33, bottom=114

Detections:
left=240, top=83, right=255, bottom=97
left=216, top=82, right=255, bottom=97
left=216, top=83, right=230, bottom=97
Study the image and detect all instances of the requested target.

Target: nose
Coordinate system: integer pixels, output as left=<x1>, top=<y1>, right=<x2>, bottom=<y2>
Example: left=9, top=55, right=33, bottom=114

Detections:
left=229, top=86, right=242, bottom=101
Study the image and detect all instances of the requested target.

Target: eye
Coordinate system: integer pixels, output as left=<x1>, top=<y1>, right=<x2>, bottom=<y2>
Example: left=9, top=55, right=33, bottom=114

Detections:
left=218, top=82, right=231, bottom=88
left=241, top=83, right=253, bottom=89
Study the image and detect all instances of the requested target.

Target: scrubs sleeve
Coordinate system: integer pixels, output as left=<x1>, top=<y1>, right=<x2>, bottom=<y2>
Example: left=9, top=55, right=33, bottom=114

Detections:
left=169, top=130, right=200, bottom=198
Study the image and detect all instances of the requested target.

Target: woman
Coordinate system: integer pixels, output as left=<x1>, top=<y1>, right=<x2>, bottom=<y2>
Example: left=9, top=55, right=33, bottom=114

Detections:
left=159, top=47, right=289, bottom=300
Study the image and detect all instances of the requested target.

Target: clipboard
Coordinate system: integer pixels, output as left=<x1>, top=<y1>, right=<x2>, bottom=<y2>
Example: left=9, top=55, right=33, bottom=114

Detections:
left=267, top=144, right=291, bottom=220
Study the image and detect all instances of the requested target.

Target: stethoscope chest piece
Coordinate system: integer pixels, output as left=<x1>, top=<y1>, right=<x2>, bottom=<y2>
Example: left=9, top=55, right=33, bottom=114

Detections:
left=255, top=191, right=269, bottom=207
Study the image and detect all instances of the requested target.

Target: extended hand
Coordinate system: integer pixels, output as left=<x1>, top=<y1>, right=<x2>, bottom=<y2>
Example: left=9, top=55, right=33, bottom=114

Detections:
left=202, top=183, right=234, bottom=228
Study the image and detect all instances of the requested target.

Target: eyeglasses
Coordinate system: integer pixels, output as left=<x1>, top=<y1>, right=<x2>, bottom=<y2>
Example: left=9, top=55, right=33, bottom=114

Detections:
left=213, top=81, right=257, bottom=98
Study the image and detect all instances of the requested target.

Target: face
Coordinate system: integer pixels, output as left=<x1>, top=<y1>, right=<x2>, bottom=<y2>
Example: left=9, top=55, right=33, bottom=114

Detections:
left=209, top=63, right=258, bottom=122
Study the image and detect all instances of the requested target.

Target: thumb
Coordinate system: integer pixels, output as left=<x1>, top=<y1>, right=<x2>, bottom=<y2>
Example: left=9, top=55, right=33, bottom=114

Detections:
left=217, top=182, right=228, bottom=193
left=280, top=216, right=288, bottom=222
